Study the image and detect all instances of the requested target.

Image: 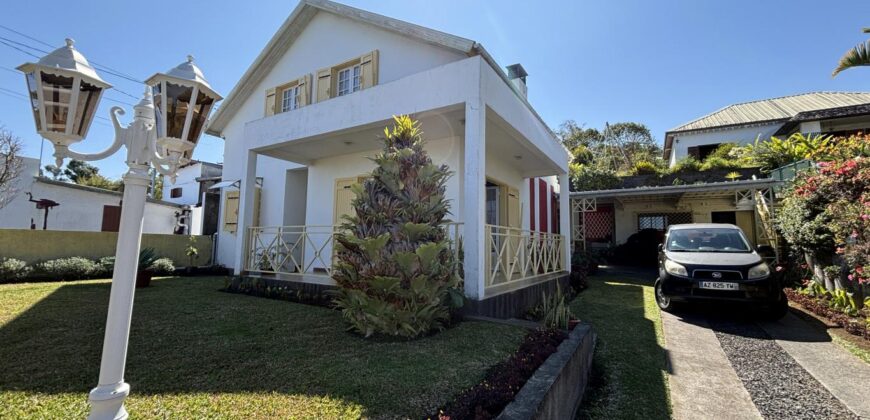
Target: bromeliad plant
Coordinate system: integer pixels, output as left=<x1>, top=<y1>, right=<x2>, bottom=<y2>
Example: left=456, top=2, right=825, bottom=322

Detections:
left=332, top=116, right=462, bottom=338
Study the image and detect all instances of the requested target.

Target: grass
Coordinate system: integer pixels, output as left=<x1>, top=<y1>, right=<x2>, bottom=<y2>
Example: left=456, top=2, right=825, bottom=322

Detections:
left=831, top=333, right=870, bottom=365
left=570, top=271, right=671, bottom=420
left=0, top=277, right=526, bottom=419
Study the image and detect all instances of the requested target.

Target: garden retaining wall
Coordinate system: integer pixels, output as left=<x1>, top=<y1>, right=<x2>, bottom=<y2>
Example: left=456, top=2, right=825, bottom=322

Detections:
left=463, top=274, right=570, bottom=319
left=497, top=323, right=596, bottom=420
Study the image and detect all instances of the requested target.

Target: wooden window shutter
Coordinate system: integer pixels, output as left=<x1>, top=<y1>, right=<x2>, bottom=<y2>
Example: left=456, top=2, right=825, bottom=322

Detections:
left=264, top=87, right=277, bottom=116
left=298, top=74, right=311, bottom=106
left=223, top=190, right=240, bottom=233
left=687, top=146, right=700, bottom=159
left=360, top=49, right=379, bottom=89
left=316, top=68, right=331, bottom=102
left=507, top=187, right=520, bottom=229
left=253, top=188, right=262, bottom=227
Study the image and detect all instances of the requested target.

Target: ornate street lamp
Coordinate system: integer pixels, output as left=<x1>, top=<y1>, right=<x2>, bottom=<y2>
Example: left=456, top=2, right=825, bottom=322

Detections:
left=17, top=40, right=221, bottom=420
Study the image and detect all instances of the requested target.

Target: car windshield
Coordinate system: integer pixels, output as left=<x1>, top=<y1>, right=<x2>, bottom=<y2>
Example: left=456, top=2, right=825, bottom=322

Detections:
left=666, top=228, right=751, bottom=252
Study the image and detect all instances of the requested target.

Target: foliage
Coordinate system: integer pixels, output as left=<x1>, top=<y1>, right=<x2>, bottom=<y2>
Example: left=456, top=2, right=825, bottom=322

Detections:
left=787, top=288, right=870, bottom=341
left=95, top=256, right=115, bottom=277
left=149, top=258, right=175, bottom=276
left=699, top=156, right=741, bottom=171
left=332, top=116, right=461, bottom=338
left=809, top=134, right=870, bottom=162
left=185, top=236, right=199, bottom=267
left=63, top=159, right=100, bottom=183
left=832, top=27, right=870, bottom=77
left=77, top=173, right=122, bottom=191
left=670, top=156, right=701, bottom=173
left=531, top=285, right=574, bottom=329
left=437, top=328, right=567, bottom=419
left=34, top=257, right=99, bottom=280
left=629, top=160, right=664, bottom=175
left=559, top=120, right=662, bottom=174
left=743, top=133, right=831, bottom=171
left=725, top=171, right=742, bottom=181
left=570, top=163, right=621, bottom=191
left=138, top=248, right=159, bottom=272
left=0, top=258, right=30, bottom=282
left=0, top=127, right=24, bottom=210
left=150, top=169, right=164, bottom=200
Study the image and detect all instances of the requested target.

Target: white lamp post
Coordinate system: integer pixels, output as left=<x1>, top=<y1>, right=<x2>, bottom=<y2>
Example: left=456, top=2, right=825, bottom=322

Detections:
left=17, top=39, right=222, bottom=420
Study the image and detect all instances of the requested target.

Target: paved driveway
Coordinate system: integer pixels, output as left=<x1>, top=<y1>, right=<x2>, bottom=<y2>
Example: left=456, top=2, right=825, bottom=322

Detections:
left=662, top=304, right=870, bottom=420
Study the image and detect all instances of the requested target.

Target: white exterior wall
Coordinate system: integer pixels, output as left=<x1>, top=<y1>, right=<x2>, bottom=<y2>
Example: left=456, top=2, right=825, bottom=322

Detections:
left=162, top=164, right=202, bottom=206
left=611, top=197, right=736, bottom=244
left=0, top=158, right=181, bottom=234
left=668, top=123, right=782, bottom=166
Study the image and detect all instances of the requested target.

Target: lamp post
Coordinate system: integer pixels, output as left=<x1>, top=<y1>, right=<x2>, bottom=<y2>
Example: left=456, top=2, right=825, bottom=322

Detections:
left=17, top=39, right=222, bottom=420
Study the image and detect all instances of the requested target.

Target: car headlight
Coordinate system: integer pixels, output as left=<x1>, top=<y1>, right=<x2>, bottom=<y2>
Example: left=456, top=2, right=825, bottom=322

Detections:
left=748, top=262, right=770, bottom=279
left=664, top=260, right=688, bottom=277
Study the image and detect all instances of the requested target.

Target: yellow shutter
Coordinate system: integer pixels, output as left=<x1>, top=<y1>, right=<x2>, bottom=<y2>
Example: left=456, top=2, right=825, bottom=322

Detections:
left=253, top=188, right=262, bottom=227
left=223, top=190, right=240, bottom=233
left=360, top=49, right=379, bottom=89
left=334, top=177, right=357, bottom=225
left=298, top=74, right=311, bottom=106
left=316, top=68, right=331, bottom=102
left=264, top=87, right=277, bottom=116
left=507, top=187, right=520, bottom=228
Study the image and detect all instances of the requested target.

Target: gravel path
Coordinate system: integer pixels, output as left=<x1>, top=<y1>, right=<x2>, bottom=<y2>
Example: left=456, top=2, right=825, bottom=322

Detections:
left=710, top=320, right=859, bottom=420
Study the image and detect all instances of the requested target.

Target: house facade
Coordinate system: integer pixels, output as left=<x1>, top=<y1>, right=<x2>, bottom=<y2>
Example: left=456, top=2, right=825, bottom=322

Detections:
left=163, top=161, right=223, bottom=235
left=0, top=157, right=185, bottom=234
left=206, top=0, right=571, bottom=311
left=663, top=92, right=870, bottom=166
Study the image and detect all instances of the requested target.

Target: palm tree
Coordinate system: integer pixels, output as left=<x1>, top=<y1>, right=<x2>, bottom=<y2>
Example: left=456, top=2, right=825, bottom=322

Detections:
left=832, top=28, right=870, bottom=77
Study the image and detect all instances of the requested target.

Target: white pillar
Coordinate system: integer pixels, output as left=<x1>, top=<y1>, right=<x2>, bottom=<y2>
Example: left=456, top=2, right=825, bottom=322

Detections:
left=87, top=165, right=150, bottom=420
left=463, top=99, right=486, bottom=300
left=559, top=172, right=571, bottom=269
left=233, top=151, right=258, bottom=275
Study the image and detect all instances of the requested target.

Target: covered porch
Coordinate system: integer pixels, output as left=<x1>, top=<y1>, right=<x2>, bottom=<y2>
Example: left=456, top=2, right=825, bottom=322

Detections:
left=231, top=55, right=571, bottom=302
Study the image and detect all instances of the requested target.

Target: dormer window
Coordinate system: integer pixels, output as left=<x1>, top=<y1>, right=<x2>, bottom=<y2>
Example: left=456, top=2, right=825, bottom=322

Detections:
left=337, top=64, right=361, bottom=96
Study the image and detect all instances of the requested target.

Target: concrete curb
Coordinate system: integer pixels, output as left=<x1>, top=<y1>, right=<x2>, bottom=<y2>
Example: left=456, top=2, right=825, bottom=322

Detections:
left=496, top=324, right=596, bottom=420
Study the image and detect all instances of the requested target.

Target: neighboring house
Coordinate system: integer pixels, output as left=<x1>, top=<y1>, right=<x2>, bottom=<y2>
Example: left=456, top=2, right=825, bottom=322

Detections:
left=162, top=160, right=223, bottom=235
left=663, top=92, right=870, bottom=167
left=206, top=0, right=571, bottom=315
left=0, top=157, right=188, bottom=234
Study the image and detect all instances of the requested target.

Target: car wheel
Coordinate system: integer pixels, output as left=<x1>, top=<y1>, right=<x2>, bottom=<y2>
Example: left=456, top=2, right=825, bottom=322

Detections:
left=762, top=291, right=789, bottom=320
left=655, top=279, right=676, bottom=312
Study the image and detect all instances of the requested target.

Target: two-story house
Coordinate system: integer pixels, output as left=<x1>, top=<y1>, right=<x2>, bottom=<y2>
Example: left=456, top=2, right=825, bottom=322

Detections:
left=205, top=0, right=572, bottom=316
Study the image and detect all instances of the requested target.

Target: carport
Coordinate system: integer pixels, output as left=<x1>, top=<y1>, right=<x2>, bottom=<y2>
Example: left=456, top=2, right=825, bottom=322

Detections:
left=570, top=178, right=782, bottom=263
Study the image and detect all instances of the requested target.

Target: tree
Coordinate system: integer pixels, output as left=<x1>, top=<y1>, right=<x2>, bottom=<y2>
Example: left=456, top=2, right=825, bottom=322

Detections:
left=832, top=28, right=870, bottom=77
left=63, top=159, right=99, bottom=183
left=559, top=120, right=663, bottom=177
left=43, top=164, right=66, bottom=180
left=149, top=170, right=164, bottom=200
left=0, top=127, right=24, bottom=210
left=77, top=173, right=123, bottom=191
left=332, top=115, right=461, bottom=338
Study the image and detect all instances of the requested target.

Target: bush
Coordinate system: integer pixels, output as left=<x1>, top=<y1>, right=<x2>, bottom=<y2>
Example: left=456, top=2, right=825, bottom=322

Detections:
left=670, top=156, right=701, bottom=173
left=530, top=285, right=574, bottom=329
left=149, top=258, right=175, bottom=275
left=630, top=160, right=663, bottom=175
left=0, top=258, right=31, bottom=282
left=35, top=257, right=99, bottom=280
left=700, top=156, right=741, bottom=171
left=95, top=256, right=115, bottom=277
left=570, top=163, right=621, bottom=191
left=332, top=116, right=461, bottom=339
left=744, top=133, right=831, bottom=171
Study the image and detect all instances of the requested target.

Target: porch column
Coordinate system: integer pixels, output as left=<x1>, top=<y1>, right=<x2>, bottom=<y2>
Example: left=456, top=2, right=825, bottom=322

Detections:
left=559, top=172, right=571, bottom=270
left=463, top=99, right=486, bottom=300
left=232, top=150, right=258, bottom=275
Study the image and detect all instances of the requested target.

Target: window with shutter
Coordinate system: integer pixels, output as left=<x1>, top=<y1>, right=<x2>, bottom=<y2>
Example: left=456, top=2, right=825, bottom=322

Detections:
left=223, top=190, right=240, bottom=233
left=265, top=74, right=311, bottom=116
left=317, top=50, right=380, bottom=102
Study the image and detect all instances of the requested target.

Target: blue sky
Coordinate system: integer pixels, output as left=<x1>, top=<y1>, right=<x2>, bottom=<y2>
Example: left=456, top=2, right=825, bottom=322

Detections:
left=1, top=0, right=869, bottom=179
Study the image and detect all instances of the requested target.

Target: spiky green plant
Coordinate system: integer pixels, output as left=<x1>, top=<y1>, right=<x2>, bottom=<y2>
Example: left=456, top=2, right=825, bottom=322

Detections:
left=332, top=115, right=461, bottom=338
left=832, top=28, right=870, bottom=77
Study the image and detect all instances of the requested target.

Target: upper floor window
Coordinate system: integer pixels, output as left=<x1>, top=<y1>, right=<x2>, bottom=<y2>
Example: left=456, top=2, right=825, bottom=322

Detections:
left=281, top=85, right=301, bottom=112
left=337, top=64, right=361, bottom=96
left=170, top=187, right=183, bottom=198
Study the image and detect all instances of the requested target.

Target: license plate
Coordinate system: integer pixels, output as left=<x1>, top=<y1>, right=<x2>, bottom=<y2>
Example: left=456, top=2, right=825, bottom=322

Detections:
left=699, top=281, right=739, bottom=291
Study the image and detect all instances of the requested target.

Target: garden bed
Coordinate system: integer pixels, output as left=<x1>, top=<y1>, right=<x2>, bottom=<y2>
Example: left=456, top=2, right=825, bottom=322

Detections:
left=785, top=288, right=870, bottom=341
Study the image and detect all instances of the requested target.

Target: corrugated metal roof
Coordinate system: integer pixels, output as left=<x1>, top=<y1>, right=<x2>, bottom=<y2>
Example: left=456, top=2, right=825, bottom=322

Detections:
left=669, top=92, right=870, bottom=133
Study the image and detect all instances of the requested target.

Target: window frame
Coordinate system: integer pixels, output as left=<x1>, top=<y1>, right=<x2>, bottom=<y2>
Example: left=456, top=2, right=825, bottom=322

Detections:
left=170, top=187, right=183, bottom=199
left=336, top=63, right=361, bottom=97
left=277, top=82, right=301, bottom=113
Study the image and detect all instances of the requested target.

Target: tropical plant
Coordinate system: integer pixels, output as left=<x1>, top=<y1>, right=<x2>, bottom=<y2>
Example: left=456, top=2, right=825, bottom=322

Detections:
left=725, top=171, right=742, bottom=181
left=699, top=156, right=741, bottom=171
left=670, top=156, right=701, bottom=173
left=810, top=134, right=870, bottom=162
left=570, top=163, right=621, bottom=191
left=832, top=28, right=870, bottom=77
left=138, top=248, right=159, bottom=272
left=185, top=236, right=199, bottom=267
left=331, top=116, right=461, bottom=338
left=743, top=133, right=831, bottom=171
left=629, top=160, right=663, bottom=176
left=532, top=284, right=573, bottom=329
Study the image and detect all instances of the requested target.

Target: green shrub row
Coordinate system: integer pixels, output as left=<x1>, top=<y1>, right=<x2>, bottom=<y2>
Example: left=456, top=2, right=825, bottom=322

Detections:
left=0, top=256, right=175, bottom=283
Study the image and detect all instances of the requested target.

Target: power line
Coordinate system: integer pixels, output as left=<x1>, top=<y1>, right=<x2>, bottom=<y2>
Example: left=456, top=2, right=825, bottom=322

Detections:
left=0, top=86, right=27, bottom=98
left=0, top=39, right=40, bottom=59
left=0, top=24, right=53, bottom=48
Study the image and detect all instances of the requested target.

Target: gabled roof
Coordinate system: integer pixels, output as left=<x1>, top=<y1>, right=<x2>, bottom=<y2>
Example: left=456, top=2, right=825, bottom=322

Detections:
left=669, top=92, right=870, bottom=134
left=205, top=0, right=478, bottom=136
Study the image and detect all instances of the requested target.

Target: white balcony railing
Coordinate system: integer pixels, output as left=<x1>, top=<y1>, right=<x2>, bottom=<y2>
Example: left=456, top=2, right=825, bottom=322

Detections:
left=485, top=224, right=566, bottom=294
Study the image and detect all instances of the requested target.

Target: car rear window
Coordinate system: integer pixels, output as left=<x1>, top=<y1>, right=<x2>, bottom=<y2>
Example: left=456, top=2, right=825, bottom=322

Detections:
left=666, top=228, right=750, bottom=252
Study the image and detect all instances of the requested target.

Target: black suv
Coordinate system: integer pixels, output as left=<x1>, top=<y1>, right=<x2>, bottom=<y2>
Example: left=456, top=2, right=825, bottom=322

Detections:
left=654, top=223, right=787, bottom=318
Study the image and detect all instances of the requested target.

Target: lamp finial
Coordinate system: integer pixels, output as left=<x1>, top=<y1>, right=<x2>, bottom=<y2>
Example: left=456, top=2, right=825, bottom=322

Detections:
left=65, top=38, right=74, bottom=48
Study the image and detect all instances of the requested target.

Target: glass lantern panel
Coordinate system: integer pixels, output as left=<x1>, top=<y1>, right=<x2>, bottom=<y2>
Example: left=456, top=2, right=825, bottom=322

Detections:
left=25, top=72, right=41, bottom=131
left=185, top=89, right=215, bottom=144
left=40, top=72, right=74, bottom=133
left=152, top=83, right=164, bottom=138
left=165, top=82, right=193, bottom=139
left=72, top=80, right=102, bottom=136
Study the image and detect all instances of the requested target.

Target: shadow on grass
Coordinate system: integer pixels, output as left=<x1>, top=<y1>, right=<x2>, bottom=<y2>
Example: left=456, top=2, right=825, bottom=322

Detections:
left=0, top=277, right=525, bottom=417
left=571, top=271, right=670, bottom=420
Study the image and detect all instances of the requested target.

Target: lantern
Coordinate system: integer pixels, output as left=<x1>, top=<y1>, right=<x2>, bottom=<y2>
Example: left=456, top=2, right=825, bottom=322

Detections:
left=145, top=56, right=222, bottom=165
left=17, top=38, right=111, bottom=148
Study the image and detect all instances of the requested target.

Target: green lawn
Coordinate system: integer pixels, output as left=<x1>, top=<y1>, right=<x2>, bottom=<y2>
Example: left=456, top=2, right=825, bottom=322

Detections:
left=0, top=277, right=526, bottom=419
left=570, top=271, right=671, bottom=420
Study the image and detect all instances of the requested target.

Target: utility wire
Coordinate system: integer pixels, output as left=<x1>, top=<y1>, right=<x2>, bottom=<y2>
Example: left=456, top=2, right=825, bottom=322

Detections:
left=0, top=24, right=53, bottom=48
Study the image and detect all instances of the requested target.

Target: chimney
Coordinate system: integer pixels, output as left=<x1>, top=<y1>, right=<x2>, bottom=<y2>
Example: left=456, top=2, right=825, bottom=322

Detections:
left=506, top=63, right=528, bottom=98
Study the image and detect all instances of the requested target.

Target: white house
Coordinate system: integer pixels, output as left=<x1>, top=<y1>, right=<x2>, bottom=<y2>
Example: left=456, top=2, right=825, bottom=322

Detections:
left=0, top=157, right=184, bottom=234
left=162, top=160, right=223, bottom=235
left=206, top=0, right=571, bottom=316
left=663, top=91, right=870, bottom=167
